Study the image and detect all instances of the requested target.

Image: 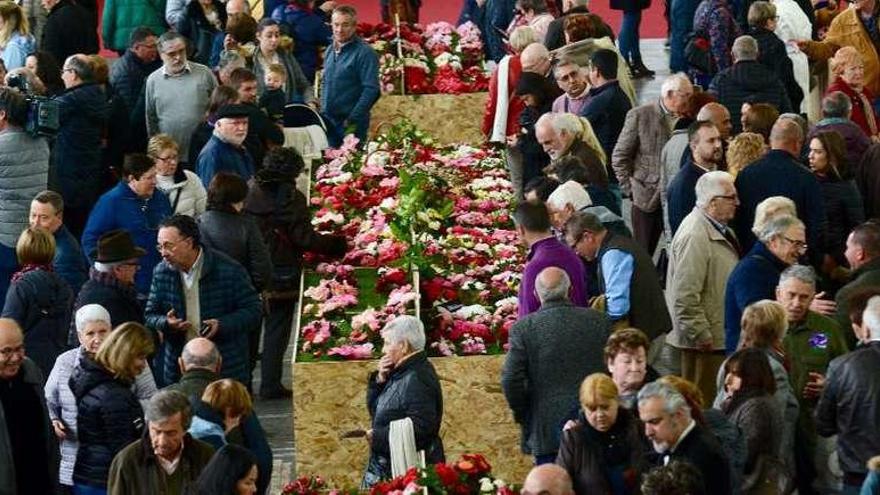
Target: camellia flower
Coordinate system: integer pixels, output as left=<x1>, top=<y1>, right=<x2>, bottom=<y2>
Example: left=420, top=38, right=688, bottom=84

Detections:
left=327, top=343, right=375, bottom=360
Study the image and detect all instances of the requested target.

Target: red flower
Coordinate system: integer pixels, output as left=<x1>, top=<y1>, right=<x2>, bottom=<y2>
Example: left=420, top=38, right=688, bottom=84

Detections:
left=434, top=462, right=460, bottom=486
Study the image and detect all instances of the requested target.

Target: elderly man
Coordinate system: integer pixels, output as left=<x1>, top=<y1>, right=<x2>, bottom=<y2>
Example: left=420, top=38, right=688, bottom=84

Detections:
left=196, top=104, right=254, bottom=186
left=807, top=92, right=871, bottom=171
left=546, top=180, right=593, bottom=231
left=666, top=121, right=724, bottom=237
left=775, top=265, right=848, bottom=494
left=110, top=27, right=162, bottom=153
left=29, top=191, right=88, bottom=293
left=146, top=215, right=261, bottom=385
left=502, top=267, right=610, bottom=464
left=725, top=215, right=805, bottom=352
left=226, top=68, right=285, bottom=170
left=321, top=5, right=380, bottom=147
left=613, top=72, right=693, bottom=255
left=734, top=118, right=825, bottom=259
left=581, top=49, right=632, bottom=170
left=566, top=211, right=671, bottom=340
left=521, top=464, right=576, bottom=495
left=163, top=337, right=221, bottom=400
left=515, top=201, right=588, bottom=318
left=551, top=56, right=589, bottom=115
left=836, top=222, right=880, bottom=341
left=535, top=112, right=607, bottom=184
left=108, top=390, right=214, bottom=494
left=708, top=36, right=792, bottom=134
left=145, top=31, right=217, bottom=169
left=0, top=318, right=59, bottom=494
left=54, top=53, right=110, bottom=237
left=666, top=171, right=740, bottom=401
left=638, top=381, right=731, bottom=495
left=816, top=295, right=880, bottom=493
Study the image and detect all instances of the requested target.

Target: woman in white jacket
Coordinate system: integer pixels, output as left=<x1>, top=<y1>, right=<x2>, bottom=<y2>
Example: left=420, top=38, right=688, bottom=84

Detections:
left=148, top=134, right=207, bottom=218
left=773, top=0, right=812, bottom=116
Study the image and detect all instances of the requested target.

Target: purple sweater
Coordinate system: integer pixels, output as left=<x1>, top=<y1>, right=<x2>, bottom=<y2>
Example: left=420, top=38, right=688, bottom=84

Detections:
left=517, top=237, right=589, bottom=318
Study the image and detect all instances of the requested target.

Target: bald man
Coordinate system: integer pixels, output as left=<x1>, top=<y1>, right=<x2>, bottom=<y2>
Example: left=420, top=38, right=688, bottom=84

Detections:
left=0, top=318, right=60, bottom=493
left=696, top=102, right=732, bottom=140
left=164, top=337, right=222, bottom=401
left=734, top=118, right=825, bottom=262
left=521, top=464, right=576, bottom=495
left=502, top=267, right=611, bottom=464
left=521, top=43, right=562, bottom=99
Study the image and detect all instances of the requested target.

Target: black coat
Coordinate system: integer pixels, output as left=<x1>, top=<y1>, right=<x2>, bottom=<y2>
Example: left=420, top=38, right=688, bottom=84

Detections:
left=749, top=27, right=803, bottom=113
left=198, top=209, right=273, bottom=291
left=647, top=422, right=733, bottom=495
left=42, top=0, right=99, bottom=64
left=109, top=49, right=162, bottom=154
left=69, top=268, right=144, bottom=345
left=857, top=143, right=880, bottom=219
left=818, top=176, right=865, bottom=265
left=544, top=6, right=589, bottom=50
left=70, top=355, right=143, bottom=488
left=610, top=0, right=650, bottom=11
left=366, top=351, right=444, bottom=479
left=177, top=0, right=227, bottom=66
left=708, top=60, right=792, bottom=134
left=1, top=269, right=73, bottom=379
left=582, top=80, right=631, bottom=178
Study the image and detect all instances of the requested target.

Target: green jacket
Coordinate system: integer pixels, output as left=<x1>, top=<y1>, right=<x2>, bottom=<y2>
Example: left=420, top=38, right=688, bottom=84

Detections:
left=108, top=433, right=214, bottom=495
left=784, top=311, right=849, bottom=403
left=835, top=257, right=880, bottom=348
left=101, top=0, right=166, bottom=51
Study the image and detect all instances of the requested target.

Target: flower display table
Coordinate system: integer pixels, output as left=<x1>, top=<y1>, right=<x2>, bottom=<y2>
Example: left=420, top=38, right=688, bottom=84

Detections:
left=369, top=92, right=488, bottom=145
left=292, top=355, right=532, bottom=486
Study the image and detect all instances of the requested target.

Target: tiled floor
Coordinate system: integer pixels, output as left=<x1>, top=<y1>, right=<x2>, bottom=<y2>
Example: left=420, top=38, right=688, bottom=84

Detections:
left=256, top=38, right=671, bottom=492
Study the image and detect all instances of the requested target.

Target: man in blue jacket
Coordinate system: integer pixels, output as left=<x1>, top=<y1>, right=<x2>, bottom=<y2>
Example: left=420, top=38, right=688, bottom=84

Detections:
left=321, top=5, right=379, bottom=147
left=667, top=120, right=724, bottom=236
left=196, top=104, right=254, bottom=187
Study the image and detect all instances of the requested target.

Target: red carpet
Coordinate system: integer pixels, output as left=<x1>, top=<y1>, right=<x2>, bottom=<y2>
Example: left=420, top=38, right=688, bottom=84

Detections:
left=345, top=0, right=669, bottom=38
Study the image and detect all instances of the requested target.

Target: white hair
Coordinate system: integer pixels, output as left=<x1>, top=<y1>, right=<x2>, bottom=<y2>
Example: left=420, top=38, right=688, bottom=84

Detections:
left=732, top=35, right=759, bottom=61
left=541, top=112, right=607, bottom=164
left=758, top=214, right=804, bottom=244
left=863, top=296, right=880, bottom=340
left=75, top=304, right=111, bottom=334
left=535, top=267, right=571, bottom=303
left=382, top=315, right=426, bottom=351
left=637, top=381, right=692, bottom=418
left=547, top=180, right=593, bottom=211
left=660, top=72, right=692, bottom=97
left=94, top=261, right=124, bottom=273
left=695, top=171, right=734, bottom=208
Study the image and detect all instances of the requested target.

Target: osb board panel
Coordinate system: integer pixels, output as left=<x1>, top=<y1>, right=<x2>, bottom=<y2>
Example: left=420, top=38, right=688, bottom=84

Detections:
left=293, top=354, right=532, bottom=487
left=369, top=93, right=488, bottom=145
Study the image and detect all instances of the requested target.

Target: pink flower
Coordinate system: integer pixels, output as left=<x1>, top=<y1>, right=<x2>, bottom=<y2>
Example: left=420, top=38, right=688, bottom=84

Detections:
left=387, top=284, right=418, bottom=308
left=328, top=343, right=375, bottom=359
left=352, top=308, right=383, bottom=333
left=302, top=320, right=331, bottom=345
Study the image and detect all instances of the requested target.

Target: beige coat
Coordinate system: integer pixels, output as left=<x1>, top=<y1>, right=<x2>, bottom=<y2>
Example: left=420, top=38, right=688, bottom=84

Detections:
left=665, top=207, right=739, bottom=350
left=611, top=100, right=674, bottom=212
left=801, top=7, right=880, bottom=96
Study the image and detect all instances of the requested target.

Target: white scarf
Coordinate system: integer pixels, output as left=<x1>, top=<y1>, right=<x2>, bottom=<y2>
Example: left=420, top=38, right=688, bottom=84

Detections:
left=490, top=55, right=512, bottom=143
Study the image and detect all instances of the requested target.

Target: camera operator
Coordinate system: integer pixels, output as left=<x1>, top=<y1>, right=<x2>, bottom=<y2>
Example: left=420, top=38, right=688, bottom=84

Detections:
left=0, top=87, right=50, bottom=298
left=54, top=53, right=110, bottom=238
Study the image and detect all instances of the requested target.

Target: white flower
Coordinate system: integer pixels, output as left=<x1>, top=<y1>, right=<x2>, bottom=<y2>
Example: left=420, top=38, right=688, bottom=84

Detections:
left=479, top=477, right=495, bottom=493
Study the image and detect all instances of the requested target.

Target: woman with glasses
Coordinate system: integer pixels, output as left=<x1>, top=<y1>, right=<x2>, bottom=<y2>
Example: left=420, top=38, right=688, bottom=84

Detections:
left=81, top=154, right=172, bottom=297
left=149, top=134, right=207, bottom=217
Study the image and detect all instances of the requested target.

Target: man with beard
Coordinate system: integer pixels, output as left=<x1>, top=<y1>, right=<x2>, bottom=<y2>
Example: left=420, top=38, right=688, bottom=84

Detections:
left=195, top=104, right=254, bottom=187
left=666, top=121, right=724, bottom=237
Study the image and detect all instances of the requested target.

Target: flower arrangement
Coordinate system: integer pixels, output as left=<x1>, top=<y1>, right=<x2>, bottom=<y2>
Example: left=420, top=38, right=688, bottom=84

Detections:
left=357, top=21, right=489, bottom=95
left=370, top=454, right=517, bottom=494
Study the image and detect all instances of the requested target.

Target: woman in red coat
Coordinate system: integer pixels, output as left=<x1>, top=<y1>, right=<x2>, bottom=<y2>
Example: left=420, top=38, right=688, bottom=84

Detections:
left=826, top=46, right=879, bottom=141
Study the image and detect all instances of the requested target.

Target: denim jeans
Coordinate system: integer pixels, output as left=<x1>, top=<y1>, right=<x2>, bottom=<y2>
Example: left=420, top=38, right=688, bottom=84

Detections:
left=669, top=0, right=700, bottom=71
left=618, top=10, right=643, bottom=64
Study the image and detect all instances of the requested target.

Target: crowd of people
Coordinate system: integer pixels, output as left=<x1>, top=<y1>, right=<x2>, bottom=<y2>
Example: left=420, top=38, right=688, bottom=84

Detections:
left=2, top=0, right=880, bottom=492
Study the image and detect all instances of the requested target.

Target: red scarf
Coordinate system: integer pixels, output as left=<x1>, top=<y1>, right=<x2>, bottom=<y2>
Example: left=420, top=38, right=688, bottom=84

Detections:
left=11, top=263, right=52, bottom=285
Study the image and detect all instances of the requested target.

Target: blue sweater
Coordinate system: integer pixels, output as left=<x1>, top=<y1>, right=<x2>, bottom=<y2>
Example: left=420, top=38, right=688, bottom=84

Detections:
left=196, top=134, right=255, bottom=188
left=667, top=158, right=708, bottom=237
left=144, top=247, right=261, bottom=384
left=320, top=37, right=380, bottom=125
left=271, top=3, right=332, bottom=82
left=723, top=241, right=787, bottom=353
left=81, top=182, right=172, bottom=296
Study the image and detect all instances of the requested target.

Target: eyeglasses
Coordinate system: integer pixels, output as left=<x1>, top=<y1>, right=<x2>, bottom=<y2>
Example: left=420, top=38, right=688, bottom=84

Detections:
left=157, top=237, right=190, bottom=253
left=0, top=345, right=24, bottom=359
left=783, top=236, right=808, bottom=251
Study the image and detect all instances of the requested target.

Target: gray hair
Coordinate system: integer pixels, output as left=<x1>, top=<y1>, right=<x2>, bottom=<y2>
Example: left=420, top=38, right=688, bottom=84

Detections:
left=758, top=214, right=804, bottom=244
left=778, top=264, right=817, bottom=289
left=157, top=31, right=187, bottom=53
left=695, top=171, right=734, bottom=208
left=752, top=196, right=796, bottom=235
left=732, top=35, right=759, bottom=61
left=779, top=113, right=809, bottom=139
left=382, top=315, right=426, bottom=351
left=553, top=56, right=582, bottom=76
left=660, top=72, right=692, bottom=97
left=181, top=339, right=221, bottom=370
left=863, top=295, right=880, bottom=338
left=218, top=50, right=245, bottom=71
left=64, top=55, right=94, bottom=83
left=637, top=381, right=692, bottom=417
left=75, top=304, right=111, bottom=333
left=144, top=390, right=192, bottom=429
left=822, top=91, right=852, bottom=119
left=550, top=112, right=582, bottom=137
left=535, top=267, right=571, bottom=303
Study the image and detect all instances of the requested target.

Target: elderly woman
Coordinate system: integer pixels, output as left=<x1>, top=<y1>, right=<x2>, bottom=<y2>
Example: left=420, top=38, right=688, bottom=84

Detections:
left=808, top=131, right=865, bottom=267
left=726, top=132, right=766, bottom=177
left=149, top=134, right=207, bottom=217
left=81, top=154, right=172, bottom=297
left=364, top=315, right=444, bottom=487
left=0, top=1, right=35, bottom=70
left=827, top=47, right=879, bottom=140
left=189, top=379, right=272, bottom=495
left=604, top=328, right=658, bottom=409
left=747, top=2, right=803, bottom=113
left=70, top=322, right=154, bottom=494
left=44, top=304, right=157, bottom=491
left=251, top=18, right=315, bottom=105
left=556, top=373, right=645, bottom=495
left=2, top=227, right=73, bottom=378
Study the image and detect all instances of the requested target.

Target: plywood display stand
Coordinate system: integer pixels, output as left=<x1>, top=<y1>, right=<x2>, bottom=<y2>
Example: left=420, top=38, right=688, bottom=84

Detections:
left=292, top=355, right=532, bottom=487
left=369, top=93, right=488, bottom=145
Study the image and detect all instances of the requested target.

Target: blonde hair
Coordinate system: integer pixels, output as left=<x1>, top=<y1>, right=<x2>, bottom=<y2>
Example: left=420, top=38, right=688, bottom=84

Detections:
left=726, top=132, right=765, bottom=177
left=147, top=134, right=179, bottom=159
left=740, top=300, right=788, bottom=349
left=509, top=26, right=537, bottom=54
left=0, top=1, right=29, bottom=47
left=16, top=227, right=55, bottom=265
left=831, top=46, right=864, bottom=77
left=202, top=379, right=253, bottom=418
left=95, top=322, right=155, bottom=382
left=266, top=62, right=287, bottom=80
left=747, top=1, right=776, bottom=27
left=752, top=196, right=796, bottom=236
left=579, top=373, right=618, bottom=408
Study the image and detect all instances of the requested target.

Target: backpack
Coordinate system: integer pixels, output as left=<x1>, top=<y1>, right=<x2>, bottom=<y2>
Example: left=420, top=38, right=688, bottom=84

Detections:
left=685, top=29, right=716, bottom=74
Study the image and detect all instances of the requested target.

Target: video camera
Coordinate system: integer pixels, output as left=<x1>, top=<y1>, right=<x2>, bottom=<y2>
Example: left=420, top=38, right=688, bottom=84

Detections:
left=7, top=73, right=60, bottom=138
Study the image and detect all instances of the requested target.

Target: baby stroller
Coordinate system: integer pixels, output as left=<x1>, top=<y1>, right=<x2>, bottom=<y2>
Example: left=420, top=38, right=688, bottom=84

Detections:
left=281, top=104, right=329, bottom=199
